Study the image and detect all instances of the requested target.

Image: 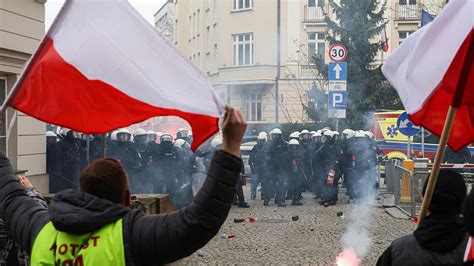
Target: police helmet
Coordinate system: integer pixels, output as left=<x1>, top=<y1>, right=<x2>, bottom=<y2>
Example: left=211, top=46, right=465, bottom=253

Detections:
left=289, top=139, right=300, bottom=146
left=111, top=131, right=119, bottom=141
left=134, top=128, right=148, bottom=137
left=59, top=128, right=71, bottom=137
left=174, top=139, right=187, bottom=148
left=289, top=132, right=300, bottom=140
left=257, top=132, right=268, bottom=140
left=117, top=128, right=132, bottom=142
left=270, top=128, right=282, bottom=135
left=355, top=131, right=366, bottom=138
left=160, top=134, right=174, bottom=143
left=324, top=130, right=335, bottom=138
left=46, top=131, right=57, bottom=138
left=176, top=128, right=190, bottom=139
left=365, top=131, right=374, bottom=139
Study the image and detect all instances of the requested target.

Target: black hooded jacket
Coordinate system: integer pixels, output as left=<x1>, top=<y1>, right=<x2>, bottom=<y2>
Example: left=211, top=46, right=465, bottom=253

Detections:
left=0, top=150, right=242, bottom=265
left=377, top=214, right=468, bottom=266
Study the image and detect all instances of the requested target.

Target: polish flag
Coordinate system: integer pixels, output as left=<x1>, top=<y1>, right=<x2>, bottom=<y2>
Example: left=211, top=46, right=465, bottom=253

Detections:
left=382, top=0, right=474, bottom=151
left=8, top=0, right=224, bottom=151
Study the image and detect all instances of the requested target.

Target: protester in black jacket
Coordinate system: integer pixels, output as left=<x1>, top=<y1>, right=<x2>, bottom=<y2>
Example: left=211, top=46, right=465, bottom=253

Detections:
left=0, top=106, right=247, bottom=265
left=0, top=176, right=47, bottom=266
left=462, top=189, right=474, bottom=265
left=377, top=169, right=468, bottom=266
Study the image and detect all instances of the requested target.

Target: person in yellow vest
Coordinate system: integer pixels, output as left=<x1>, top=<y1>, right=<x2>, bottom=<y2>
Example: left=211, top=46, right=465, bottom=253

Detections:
left=0, top=106, right=247, bottom=265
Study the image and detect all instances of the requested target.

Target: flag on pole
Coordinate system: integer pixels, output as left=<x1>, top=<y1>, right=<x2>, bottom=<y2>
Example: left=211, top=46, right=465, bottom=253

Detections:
left=382, top=0, right=474, bottom=151
left=421, top=9, right=435, bottom=27
left=8, top=0, right=224, bottom=151
left=381, top=25, right=389, bottom=52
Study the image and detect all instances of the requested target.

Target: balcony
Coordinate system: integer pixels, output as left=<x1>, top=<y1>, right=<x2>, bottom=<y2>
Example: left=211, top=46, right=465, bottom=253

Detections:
left=395, top=3, right=422, bottom=21
left=304, top=4, right=328, bottom=23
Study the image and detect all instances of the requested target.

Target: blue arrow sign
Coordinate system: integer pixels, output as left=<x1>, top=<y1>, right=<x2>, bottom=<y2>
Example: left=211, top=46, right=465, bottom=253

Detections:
left=328, top=91, right=347, bottom=109
left=397, top=112, right=421, bottom=136
left=328, top=62, right=347, bottom=81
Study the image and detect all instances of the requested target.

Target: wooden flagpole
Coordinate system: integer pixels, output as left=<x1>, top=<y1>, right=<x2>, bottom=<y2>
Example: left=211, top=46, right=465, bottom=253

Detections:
left=417, top=35, right=474, bottom=227
left=417, top=106, right=457, bottom=226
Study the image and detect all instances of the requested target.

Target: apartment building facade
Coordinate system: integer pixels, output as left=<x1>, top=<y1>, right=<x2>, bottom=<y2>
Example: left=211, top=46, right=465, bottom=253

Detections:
left=0, top=0, right=48, bottom=192
left=161, top=0, right=448, bottom=128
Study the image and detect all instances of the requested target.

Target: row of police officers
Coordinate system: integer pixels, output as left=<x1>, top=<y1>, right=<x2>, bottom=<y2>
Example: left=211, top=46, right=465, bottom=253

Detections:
left=46, top=128, right=197, bottom=208
left=249, top=128, right=380, bottom=207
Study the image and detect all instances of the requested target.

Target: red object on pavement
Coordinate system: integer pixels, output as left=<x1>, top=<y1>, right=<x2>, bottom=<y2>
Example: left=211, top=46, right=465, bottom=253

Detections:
left=249, top=217, right=255, bottom=223
left=227, top=234, right=236, bottom=238
left=413, top=216, right=419, bottom=224
left=241, top=175, right=247, bottom=186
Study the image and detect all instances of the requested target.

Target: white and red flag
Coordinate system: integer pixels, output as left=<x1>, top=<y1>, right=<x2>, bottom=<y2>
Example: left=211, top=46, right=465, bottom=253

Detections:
left=8, top=0, right=224, bottom=151
left=382, top=0, right=473, bottom=151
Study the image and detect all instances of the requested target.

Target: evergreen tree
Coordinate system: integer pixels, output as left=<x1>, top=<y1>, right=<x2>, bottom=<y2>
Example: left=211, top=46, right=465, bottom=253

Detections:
left=310, top=0, right=402, bottom=128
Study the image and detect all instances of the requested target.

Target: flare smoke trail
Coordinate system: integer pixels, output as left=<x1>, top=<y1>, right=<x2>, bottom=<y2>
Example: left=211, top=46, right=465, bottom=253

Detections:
left=341, top=198, right=375, bottom=259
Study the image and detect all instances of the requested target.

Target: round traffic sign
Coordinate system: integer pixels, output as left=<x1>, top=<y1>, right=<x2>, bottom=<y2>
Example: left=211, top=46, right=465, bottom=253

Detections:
left=329, top=44, right=347, bottom=62
left=397, top=112, right=421, bottom=137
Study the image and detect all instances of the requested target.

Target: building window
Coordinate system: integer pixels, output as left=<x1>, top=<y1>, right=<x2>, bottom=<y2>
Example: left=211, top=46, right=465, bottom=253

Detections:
left=308, top=0, right=325, bottom=7
left=233, top=33, right=253, bottom=66
left=243, top=90, right=262, bottom=122
left=0, top=78, right=6, bottom=154
left=398, top=31, right=414, bottom=45
left=233, top=0, right=252, bottom=10
left=399, top=0, right=416, bottom=5
left=308, top=32, right=325, bottom=63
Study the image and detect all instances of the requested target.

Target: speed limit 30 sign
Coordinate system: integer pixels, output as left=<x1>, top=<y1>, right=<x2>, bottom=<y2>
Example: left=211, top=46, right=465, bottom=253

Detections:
left=329, top=44, right=347, bottom=62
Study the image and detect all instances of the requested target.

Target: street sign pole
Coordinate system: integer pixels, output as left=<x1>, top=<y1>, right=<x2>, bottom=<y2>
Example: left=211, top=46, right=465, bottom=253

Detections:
left=397, top=111, right=421, bottom=159
left=86, top=134, right=90, bottom=163
left=327, top=45, right=348, bottom=123
left=421, top=127, right=425, bottom=157
left=407, top=136, right=411, bottom=159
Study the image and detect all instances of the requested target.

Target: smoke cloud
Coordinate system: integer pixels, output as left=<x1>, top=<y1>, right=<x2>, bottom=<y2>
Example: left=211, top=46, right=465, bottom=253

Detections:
left=341, top=197, right=375, bottom=259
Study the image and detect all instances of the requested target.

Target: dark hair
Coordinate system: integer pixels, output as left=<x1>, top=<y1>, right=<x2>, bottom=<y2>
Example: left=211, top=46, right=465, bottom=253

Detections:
left=422, top=169, right=466, bottom=215
left=79, top=157, right=128, bottom=204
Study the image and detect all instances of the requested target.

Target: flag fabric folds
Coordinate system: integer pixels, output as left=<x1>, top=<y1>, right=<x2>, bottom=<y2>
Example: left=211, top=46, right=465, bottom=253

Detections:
left=9, top=0, right=225, bottom=151
left=382, top=0, right=474, bottom=152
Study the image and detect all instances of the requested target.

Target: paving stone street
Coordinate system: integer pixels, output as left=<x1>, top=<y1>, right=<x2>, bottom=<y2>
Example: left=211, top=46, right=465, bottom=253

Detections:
left=174, top=186, right=415, bottom=265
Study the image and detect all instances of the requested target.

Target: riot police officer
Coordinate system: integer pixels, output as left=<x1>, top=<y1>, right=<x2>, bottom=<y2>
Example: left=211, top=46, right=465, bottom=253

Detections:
left=314, top=131, right=341, bottom=207
left=56, top=128, right=82, bottom=192
left=152, top=134, right=182, bottom=195
left=147, top=130, right=158, bottom=143
left=249, top=132, right=267, bottom=200
left=289, top=131, right=300, bottom=141
left=265, top=128, right=288, bottom=207
left=340, top=129, right=356, bottom=200
left=287, top=139, right=304, bottom=206
left=133, top=128, right=153, bottom=193
left=109, top=128, right=142, bottom=193
left=299, top=129, right=313, bottom=193
left=176, top=128, right=192, bottom=144
left=46, top=131, right=61, bottom=193
left=310, top=130, right=323, bottom=197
